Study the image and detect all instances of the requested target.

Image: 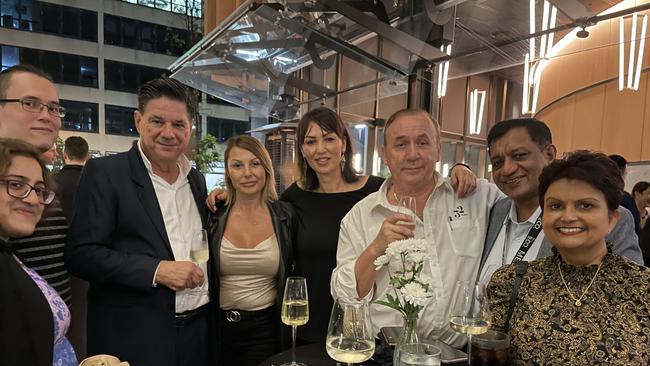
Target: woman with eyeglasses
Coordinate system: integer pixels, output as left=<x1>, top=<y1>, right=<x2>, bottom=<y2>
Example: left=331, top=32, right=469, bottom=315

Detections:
left=0, top=138, right=77, bottom=366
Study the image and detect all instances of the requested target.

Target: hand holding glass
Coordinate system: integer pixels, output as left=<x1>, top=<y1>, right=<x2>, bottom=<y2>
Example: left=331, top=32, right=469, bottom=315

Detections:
left=326, top=298, right=375, bottom=365
left=281, top=277, right=309, bottom=366
left=397, top=196, right=417, bottom=236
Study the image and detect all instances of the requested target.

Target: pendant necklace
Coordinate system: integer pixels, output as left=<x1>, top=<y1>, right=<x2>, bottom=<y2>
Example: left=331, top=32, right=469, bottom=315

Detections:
left=557, top=259, right=604, bottom=307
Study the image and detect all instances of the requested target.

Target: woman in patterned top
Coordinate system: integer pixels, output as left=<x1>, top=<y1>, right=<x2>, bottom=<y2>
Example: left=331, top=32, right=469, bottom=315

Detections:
left=488, top=150, right=649, bottom=365
left=0, top=138, right=77, bottom=365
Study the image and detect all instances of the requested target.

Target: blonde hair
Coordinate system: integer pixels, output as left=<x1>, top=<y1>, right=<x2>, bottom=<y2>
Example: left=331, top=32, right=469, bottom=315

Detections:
left=223, top=135, right=278, bottom=205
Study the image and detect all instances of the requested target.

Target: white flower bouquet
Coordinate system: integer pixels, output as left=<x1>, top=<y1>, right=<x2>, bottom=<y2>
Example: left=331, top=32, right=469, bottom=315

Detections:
left=373, top=238, right=433, bottom=318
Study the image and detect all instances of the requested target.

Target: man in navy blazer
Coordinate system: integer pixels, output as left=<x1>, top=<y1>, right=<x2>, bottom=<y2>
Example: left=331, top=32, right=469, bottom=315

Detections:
left=66, top=77, right=212, bottom=366
left=478, top=118, right=643, bottom=283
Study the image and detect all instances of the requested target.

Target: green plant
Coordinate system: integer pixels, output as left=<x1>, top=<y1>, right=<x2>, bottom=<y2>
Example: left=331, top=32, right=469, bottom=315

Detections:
left=193, top=133, right=222, bottom=173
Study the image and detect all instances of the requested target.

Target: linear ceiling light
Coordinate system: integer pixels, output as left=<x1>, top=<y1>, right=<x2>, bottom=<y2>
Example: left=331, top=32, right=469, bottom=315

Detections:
left=523, top=0, right=557, bottom=115
left=619, top=12, right=648, bottom=91
left=437, top=44, right=452, bottom=97
left=469, top=88, right=486, bottom=135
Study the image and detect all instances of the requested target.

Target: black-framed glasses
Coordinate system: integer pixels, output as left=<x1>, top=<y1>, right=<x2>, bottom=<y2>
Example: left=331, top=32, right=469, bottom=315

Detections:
left=0, top=179, right=55, bottom=205
left=0, top=98, right=66, bottom=118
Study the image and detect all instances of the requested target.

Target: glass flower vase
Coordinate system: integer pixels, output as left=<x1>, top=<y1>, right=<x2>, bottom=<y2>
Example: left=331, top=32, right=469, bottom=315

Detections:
left=393, top=313, right=420, bottom=366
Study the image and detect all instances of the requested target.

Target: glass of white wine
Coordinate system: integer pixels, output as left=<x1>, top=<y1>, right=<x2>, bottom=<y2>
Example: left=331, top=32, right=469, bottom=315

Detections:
left=281, top=276, right=309, bottom=366
left=326, top=298, right=375, bottom=366
left=448, top=281, right=491, bottom=365
left=189, top=229, right=209, bottom=296
left=397, top=196, right=418, bottom=237
left=190, top=229, right=209, bottom=264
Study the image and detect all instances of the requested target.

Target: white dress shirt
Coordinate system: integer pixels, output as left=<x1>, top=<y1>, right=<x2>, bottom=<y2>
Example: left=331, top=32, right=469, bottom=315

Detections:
left=478, top=204, right=544, bottom=284
left=138, top=143, right=209, bottom=313
left=331, top=173, right=504, bottom=347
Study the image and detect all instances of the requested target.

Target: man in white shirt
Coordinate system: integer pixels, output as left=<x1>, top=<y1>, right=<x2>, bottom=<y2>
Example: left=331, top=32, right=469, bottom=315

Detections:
left=66, top=77, right=212, bottom=366
left=331, top=109, right=503, bottom=346
left=478, top=118, right=643, bottom=284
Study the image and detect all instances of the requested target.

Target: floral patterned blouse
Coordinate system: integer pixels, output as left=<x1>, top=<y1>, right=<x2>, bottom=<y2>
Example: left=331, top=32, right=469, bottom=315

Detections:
left=18, top=259, right=77, bottom=366
left=487, top=249, right=650, bottom=365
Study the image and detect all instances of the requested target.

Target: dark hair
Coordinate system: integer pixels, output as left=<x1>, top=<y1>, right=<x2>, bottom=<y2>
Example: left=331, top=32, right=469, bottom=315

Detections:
left=0, top=64, right=53, bottom=99
left=223, top=135, right=277, bottom=205
left=632, top=181, right=650, bottom=195
left=137, top=77, right=197, bottom=121
left=296, top=107, right=359, bottom=190
left=383, top=108, right=440, bottom=143
left=64, top=136, right=89, bottom=161
left=538, top=150, right=624, bottom=212
left=487, top=118, right=552, bottom=151
left=608, top=154, right=627, bottom=175
left=0, top=138, right=51, bottom=188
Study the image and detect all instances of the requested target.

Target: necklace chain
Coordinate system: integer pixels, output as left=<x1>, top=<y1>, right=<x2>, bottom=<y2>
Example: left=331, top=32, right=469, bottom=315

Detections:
left=557, top=258, right=604, bottom=307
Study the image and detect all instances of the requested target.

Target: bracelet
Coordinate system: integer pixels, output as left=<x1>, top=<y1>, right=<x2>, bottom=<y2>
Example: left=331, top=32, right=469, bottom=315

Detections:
left=452, top=163, right=471, bottom=171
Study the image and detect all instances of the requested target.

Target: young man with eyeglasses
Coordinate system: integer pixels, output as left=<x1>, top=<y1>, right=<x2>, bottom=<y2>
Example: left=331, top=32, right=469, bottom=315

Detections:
left=0, top=65, right=79, bottom=353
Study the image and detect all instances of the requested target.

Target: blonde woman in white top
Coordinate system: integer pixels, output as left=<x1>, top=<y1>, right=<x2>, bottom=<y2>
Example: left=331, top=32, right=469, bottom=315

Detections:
left=208, top=135, right=296, bottom=366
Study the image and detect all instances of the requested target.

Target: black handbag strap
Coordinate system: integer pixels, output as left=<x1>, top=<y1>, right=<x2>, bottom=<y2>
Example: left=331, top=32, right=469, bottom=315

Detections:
left=504, top=261, right=528, bottom=332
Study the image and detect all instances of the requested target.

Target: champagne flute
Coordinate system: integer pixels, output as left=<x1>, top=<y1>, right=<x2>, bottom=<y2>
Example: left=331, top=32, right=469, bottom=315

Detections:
left=281, top=276, right=309, bottom=366
left=189, top=229, right=209, bottom=296
left=397, top=195, right=418, bottom=237
left=190, top=229, right=209, bottom=264
left=448, top=281, right=491, bottom=365
left=326, top=298, right=375, bottom=366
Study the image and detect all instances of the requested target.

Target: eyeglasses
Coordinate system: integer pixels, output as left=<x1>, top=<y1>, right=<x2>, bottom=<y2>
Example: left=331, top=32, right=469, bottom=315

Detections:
left=0, top=98, right=66, bottom=118
left=0, top=179, right=55, bottom=205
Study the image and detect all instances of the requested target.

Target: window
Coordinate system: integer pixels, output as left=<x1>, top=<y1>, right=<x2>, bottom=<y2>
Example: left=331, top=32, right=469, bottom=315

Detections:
left=140, top=22, right=154, bottom=51
left=105, top=105, right=138, bottom=136
left=80, top=10, right=97, bottom=42
left=104, top=60, right=122, bottom=90
left=62, top=54, right=80, bottom=84
left=121, top=18, right=137, bottom=48
left=2, top=45, right=98, bottom=88
left=0, top=1, right=97, bottom=41
left=80, top=57, right=98, bottom=88
left=60, top=100, right=99, bottom=133
left=206, top=117, right=250, bottom=143
left=1, top=45, right=19, bottom=70
left=118, top=0, right=202, bottom=16
left=104, top=14, right=121, bottom=45
left=39, top=51, right=61, bottom=81
left=122, top=63, right=139, bottom=93
left=61, top=7, right=79, bottom=38
left=104, top=60, right=167, bottom=93
left=103, top=14, right=198, bottom=56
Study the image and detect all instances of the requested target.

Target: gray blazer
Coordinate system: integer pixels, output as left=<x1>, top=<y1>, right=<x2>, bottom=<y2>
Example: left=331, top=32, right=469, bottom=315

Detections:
left=479, top=198, right=644, bottom=270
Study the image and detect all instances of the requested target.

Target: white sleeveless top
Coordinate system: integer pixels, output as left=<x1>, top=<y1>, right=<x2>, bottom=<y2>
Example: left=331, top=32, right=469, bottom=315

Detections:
left=219, top=235, right=279, bottom=310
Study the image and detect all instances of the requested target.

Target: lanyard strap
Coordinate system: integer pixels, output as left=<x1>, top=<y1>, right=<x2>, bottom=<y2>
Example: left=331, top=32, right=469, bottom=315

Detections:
left=502, top=213, right=543, bottom=264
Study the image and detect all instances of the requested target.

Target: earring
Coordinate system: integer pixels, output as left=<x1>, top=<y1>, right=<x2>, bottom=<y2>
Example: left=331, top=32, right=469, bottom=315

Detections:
left=340, top=154, right=346, bottom=171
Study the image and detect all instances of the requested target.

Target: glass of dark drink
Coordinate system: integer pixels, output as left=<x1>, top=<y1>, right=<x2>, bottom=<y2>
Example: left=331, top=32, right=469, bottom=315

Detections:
left=470, top=330, right=510, bottom=366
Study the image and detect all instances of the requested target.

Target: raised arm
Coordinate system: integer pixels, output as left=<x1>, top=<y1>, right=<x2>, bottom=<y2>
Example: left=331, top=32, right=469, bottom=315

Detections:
left=331, top=210, right=413, bottom=300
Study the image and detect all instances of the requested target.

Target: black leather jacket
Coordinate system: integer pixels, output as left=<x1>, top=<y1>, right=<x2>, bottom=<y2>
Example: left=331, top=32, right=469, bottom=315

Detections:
left=207, top=199, right=297, bottom=311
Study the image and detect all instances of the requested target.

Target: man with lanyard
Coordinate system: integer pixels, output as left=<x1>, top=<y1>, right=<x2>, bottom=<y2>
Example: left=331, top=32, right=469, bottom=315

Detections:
left=478, top=118, right=643, bottom=284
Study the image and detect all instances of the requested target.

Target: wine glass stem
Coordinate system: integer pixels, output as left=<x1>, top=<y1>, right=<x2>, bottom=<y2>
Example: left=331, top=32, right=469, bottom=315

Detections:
left=291, top=325, right=297, bottom=364
left=467, top=334, right=473, bottom=366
